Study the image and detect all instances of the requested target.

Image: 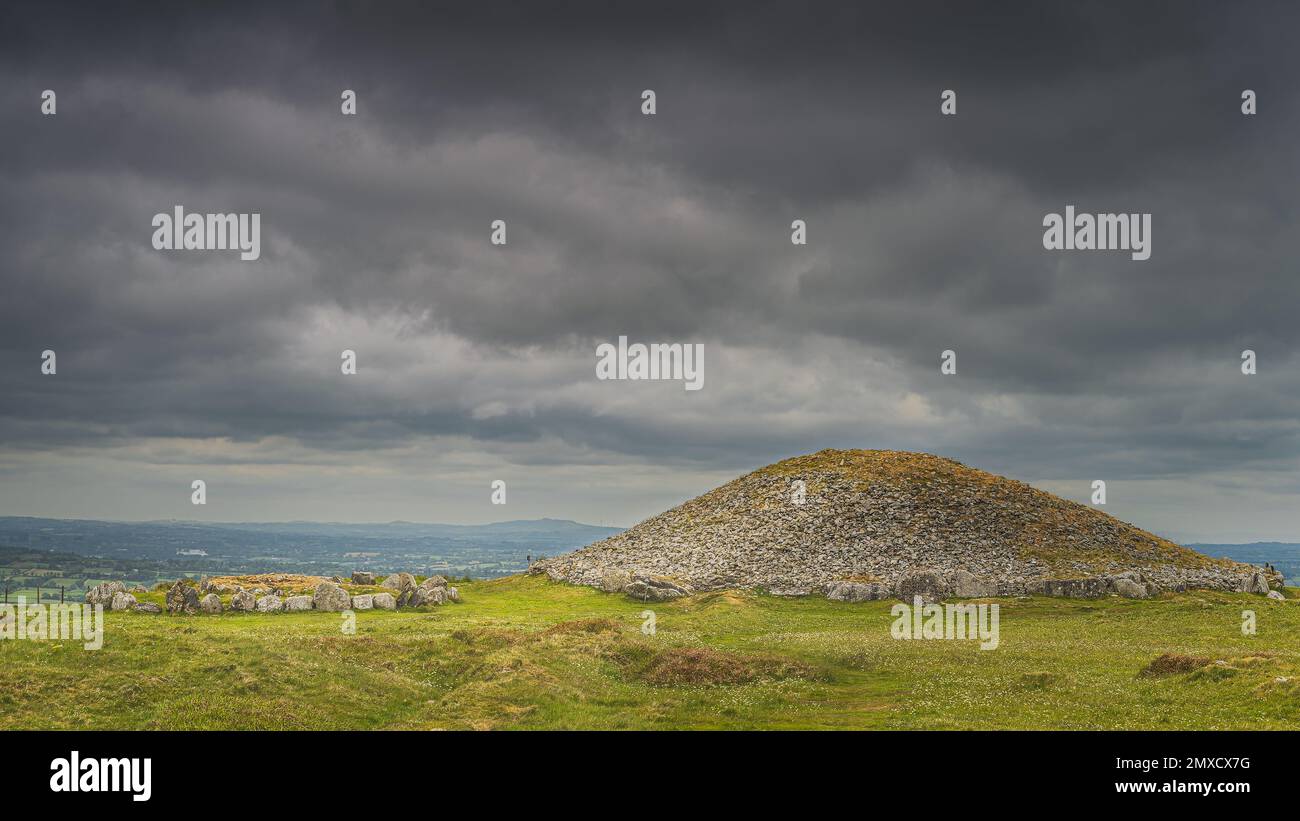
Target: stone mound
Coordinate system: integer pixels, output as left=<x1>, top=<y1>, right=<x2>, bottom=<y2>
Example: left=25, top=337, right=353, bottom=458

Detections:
left=534, top=449, right=1265, bottom=597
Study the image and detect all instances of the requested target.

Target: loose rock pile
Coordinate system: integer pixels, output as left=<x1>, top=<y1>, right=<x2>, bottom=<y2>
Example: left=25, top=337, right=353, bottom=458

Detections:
left=534, top=449, right=1280, bottom=602
left=88, top=573, right=463, bottom=614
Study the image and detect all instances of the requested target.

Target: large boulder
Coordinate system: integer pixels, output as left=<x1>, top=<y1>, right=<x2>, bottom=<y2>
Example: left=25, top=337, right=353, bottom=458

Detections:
left=624, top=576, right=692, bottom=603
left=1113, top=578, right=1149, bottom=599
left=411, top=586, right=446, bottom=607
left=351, top=594, right=374, bottom=610
left=255, top=594, right=283, bottom=613
left=312, top=582, right=351, bottom=612
left=381, top=573, right=418, bottom=607
left=372, top=592, right=397, bottom=610
left=85, top=581, right=127, bottom=606
left=895, top=569, right=949, bottom=604
left=283, top=595, right=313, bottom=612
left=135, top=602, right=162, bottom=614
left=445, top=586, right=461, bottom=603
left=420, top=575, right=448, bottom=591
left=382, top=572, right=415, bottom=590
left=1245, top=572, right=1271, bottom=594
left=198, top=593, right=223, bottom=614
left=109, top=591, right=137, bottom=611
left=825, top=581, right=890, bottom=602
left=165, top=580, right=200, bottom=615
left=229, top=588, right=256, bottom=612
left=951, top=570, right=998, bottom=598
left=1108, top=570, right=1161, bottom=596
left=351, top=571, right=376, bottom=585
left=1267, top=590, right=1286, bottom=601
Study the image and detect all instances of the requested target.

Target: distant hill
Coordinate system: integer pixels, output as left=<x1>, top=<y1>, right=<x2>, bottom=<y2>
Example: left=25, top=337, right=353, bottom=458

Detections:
left=1191, top=543, right=1300, bottom=585
left=0, top=516, right=623, bottom=579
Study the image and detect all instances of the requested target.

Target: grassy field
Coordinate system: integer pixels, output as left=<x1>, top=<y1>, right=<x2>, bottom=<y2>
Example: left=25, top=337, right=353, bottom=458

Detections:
left=2, top=574, right=1298, bottom=730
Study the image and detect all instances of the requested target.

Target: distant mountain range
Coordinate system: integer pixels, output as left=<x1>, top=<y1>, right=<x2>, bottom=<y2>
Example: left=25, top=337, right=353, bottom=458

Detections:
left=0, top=516, right=623, bottom=579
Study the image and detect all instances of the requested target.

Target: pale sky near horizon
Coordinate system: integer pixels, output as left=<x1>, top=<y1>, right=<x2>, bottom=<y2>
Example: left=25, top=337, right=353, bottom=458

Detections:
left=2, top=2, right=1298, bottom=542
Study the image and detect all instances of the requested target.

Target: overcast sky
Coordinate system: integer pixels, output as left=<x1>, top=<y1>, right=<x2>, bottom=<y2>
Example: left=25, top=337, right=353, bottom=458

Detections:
left=1, top=1, right=1297, bottom=541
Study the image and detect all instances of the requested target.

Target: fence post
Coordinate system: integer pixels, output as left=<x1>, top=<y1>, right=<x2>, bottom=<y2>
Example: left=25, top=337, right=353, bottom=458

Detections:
left=60, top=584, right=65, bottom=603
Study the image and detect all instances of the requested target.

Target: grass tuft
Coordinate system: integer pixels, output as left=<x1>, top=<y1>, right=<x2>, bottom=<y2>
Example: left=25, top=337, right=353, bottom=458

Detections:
left=1140, top=653, right=1211, bottom=678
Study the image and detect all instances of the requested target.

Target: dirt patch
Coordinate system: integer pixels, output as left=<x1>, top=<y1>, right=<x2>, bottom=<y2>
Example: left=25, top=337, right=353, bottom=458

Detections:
left=1140, top=652, right=1211, bottom=678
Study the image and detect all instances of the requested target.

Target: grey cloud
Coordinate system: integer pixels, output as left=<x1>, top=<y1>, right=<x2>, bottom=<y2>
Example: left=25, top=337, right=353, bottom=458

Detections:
left=0, top=1, right=1297, bottom=538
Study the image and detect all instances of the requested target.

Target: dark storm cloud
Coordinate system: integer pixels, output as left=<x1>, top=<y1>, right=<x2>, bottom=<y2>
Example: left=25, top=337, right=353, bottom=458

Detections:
left=1, top=0, right=1298, bottom=530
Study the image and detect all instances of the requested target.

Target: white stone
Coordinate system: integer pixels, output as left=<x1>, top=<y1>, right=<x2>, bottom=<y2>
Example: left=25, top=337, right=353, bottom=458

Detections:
left=255, top=594, right=283, bottom=612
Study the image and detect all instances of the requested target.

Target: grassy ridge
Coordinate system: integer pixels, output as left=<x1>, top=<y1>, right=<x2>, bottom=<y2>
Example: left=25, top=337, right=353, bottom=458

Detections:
left=2, top=575, right=1298, bottom=730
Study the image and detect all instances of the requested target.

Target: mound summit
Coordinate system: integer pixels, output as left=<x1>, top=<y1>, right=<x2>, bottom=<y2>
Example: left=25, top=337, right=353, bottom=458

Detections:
left=536, top=450, right=1271, bottom=600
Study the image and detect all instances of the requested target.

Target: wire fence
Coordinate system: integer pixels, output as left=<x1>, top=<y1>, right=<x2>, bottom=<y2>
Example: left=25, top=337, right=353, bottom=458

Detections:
left=1, top=584, right=68, bottom=605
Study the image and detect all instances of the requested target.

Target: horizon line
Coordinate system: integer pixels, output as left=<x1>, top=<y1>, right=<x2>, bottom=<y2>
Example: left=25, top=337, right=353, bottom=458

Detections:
left=0, top=513, right=630, bottom=529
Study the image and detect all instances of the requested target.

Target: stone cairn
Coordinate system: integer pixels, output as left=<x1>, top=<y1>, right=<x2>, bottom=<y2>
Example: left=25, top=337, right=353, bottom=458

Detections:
left=534, top=449, right=1286, bottom=603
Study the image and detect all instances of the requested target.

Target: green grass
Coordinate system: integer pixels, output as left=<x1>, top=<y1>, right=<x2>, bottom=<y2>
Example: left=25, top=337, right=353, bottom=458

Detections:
left=2, top=575, right=1298, bottom=730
